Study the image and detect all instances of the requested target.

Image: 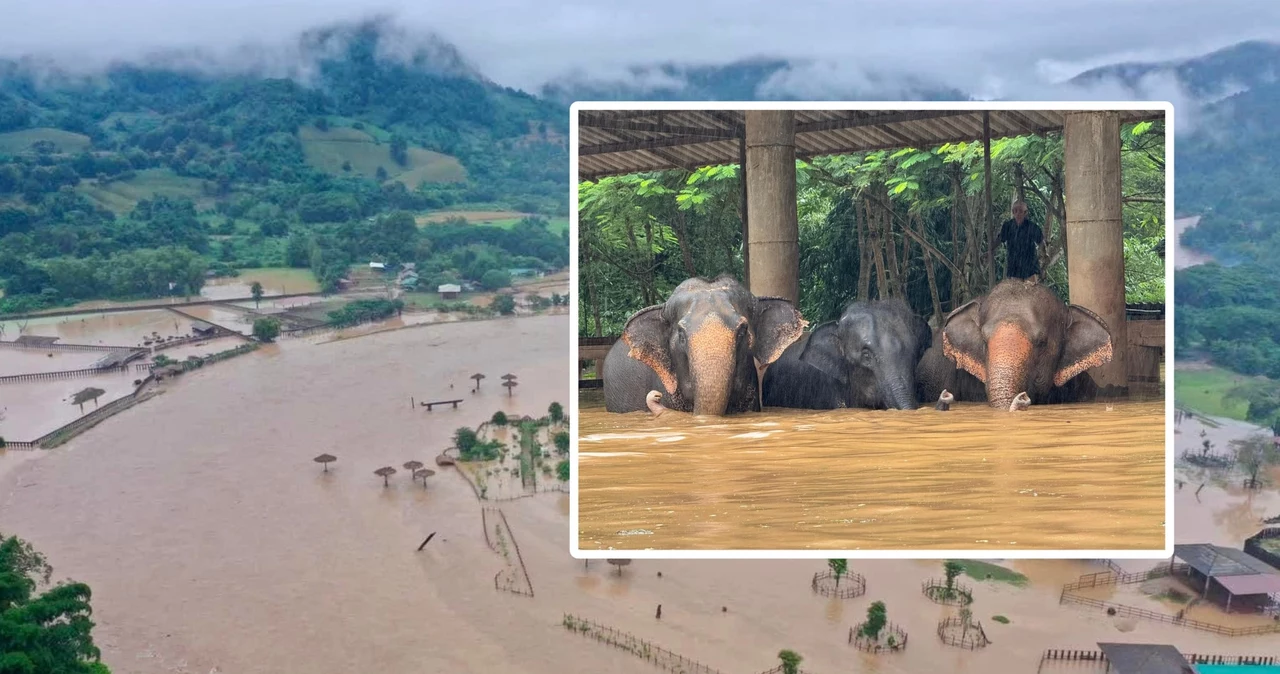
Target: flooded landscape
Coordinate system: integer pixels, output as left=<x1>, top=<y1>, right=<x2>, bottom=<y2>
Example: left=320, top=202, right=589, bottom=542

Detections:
left=0, top=308, right=1277, bottom=673
left=577, top=400, right=1166, bottom=551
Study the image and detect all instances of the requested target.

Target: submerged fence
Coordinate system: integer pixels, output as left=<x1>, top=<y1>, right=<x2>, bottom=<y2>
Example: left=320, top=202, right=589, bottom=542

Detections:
left=812, top=570, right=866, bottom=599
left=1041, top=649, right=1279, bottom=666
left=562, top=614, right=725, bottom=674
left=1058, top=563, right=1280, bottom=637
left=4, top=375, right=159, bottom=451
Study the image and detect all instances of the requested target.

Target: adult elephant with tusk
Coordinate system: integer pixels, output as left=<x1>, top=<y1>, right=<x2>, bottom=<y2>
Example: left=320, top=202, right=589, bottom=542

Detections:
left=928, top=276, right=1114, bottom=410
left=602, top=275, right=807, bottom=415
left=761, top=298, right=932, bottom=410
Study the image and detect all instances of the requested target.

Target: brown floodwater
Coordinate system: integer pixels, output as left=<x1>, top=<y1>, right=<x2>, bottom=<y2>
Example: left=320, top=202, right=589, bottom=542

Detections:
left=2, top=315, right=1277, bottom=674
left=578, top=399, right=1166, bottom=552
left=1, top=309, right=195, bottom=347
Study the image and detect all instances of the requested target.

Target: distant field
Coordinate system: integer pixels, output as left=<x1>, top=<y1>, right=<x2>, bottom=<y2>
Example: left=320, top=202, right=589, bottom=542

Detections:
left=77, top=169, right=212, bottom=214
left=401, top=291, right=483, bottom=310
left=0, top=127, right=92, bottom=154
left=1175, top=364, right=1253, bottom=421
left=298, top=125, right=466, bottom=186
left=416, top=211, right=568, bottom=234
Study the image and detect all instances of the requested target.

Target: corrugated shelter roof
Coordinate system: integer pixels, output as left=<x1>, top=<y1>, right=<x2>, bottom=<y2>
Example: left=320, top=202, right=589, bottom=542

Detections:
left=576, top=109, right=1165, bottom=181
left=1174, top=544, right=1277, bottom=578
left=1097, top=643, right=1194, bottom=674
left=1215, top=573, right=1280, bottom=596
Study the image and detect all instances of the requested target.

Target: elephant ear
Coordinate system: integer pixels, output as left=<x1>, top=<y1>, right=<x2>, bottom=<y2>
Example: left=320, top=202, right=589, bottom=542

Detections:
left=798, top=322, right=847, bottom=386
left=752, top=297, right=808, bottom=366
left=620, top=304, right=678, bottom=395
left=941, top=298, right=988, bottom=383
left=1054, top=305, right=1114, bottom=387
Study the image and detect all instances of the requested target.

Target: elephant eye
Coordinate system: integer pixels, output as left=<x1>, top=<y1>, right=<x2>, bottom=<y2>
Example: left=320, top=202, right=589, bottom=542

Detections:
left=861, top=347, right=873, bottom=360
left=676, top=326, right=687, bottom=343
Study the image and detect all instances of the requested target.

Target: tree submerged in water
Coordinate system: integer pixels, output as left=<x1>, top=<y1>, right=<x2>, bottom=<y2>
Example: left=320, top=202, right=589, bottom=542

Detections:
left=828, top=558, right=847, bottom=586
left=859, top=601, right=887, bottom=640
left=777, top=649, right=802, bottom=674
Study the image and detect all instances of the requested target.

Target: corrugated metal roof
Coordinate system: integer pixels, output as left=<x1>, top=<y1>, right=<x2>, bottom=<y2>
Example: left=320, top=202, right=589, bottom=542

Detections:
left=1096, top=643, right=1194, bottom=674
left=577, top=109, right=1164, bottom=180
left=1215, top=573, right=1280, bottom=597
left=1175, top=544, right=1277, bottom=578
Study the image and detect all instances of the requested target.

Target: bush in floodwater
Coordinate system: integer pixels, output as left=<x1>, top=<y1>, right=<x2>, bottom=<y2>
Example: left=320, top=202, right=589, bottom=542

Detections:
left=991, top=615, right=1010, bottom=624
left=557, top=459, right=570, bottom=482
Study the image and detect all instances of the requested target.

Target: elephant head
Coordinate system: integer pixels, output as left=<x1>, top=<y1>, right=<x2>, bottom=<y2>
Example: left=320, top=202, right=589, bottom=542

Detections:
left=798, top=299, right=932, bottom=410
left=620, top=275, right=806, bottom=415
left=941, top=277, right=1113, bottom=409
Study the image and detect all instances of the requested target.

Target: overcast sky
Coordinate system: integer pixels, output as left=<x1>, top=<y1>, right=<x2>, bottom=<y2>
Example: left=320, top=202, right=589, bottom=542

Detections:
left=3, top=0, right=1278, bottom=106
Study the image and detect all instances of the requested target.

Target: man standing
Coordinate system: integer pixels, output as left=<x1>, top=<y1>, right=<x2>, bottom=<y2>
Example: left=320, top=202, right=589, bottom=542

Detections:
left=999, top=200, right=1043, bottom=280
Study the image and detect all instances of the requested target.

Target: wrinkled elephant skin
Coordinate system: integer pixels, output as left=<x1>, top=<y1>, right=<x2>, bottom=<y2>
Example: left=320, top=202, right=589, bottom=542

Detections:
left=938, top=277, right=1113, bottom=409
left=762, top=298, right=932, bottom=410
left=602, top=275, right=806, bottom=416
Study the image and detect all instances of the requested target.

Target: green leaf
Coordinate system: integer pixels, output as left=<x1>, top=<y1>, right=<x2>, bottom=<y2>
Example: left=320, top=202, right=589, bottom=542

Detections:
left=889, top=148, right=915, bottom=159
left=893, top=182, right=909, bottom=194
left=900, top=153, right=931, bottom=169
left=1132, top=121, right=1152, bottom=136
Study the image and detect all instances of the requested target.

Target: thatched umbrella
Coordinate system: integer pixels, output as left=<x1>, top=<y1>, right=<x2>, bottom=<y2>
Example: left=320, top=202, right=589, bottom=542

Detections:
left=70, top=387, right=106, bottom=414
left=413, top=468, right=436, bottom=488
left=501, top=373, right=517, bottom=383
left=471, top=373, right=486, bottom=391
left=374, top=466, right=397, bottom=487
left=314, top=454, right=337, bottom=472
left=607, top=559, right=632, bottom=576
left=403, top=460, right=424, bottom=474
left=502, top=380, right=518, bottom=397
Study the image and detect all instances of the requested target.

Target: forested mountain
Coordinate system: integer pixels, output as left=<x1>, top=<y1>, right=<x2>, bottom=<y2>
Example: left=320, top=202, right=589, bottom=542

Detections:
left=0, top=19, right=570, bottom=312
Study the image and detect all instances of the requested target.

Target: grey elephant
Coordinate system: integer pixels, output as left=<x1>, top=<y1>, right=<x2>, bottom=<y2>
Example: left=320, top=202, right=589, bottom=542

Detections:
left=916, top=277, right=1113, bottom=409
left=602, top=275, right=807, bottom=415
left=762, top=298, right=932, bottom=410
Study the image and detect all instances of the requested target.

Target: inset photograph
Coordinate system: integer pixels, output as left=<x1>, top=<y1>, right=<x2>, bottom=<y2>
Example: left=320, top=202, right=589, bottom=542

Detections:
left=571, top=103, right=1172, bottom=556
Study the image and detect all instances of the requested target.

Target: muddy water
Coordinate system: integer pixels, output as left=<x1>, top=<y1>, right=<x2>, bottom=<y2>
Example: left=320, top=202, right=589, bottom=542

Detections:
left=2, top=312, right=1276, bottom=674
left=578, top=400, right=1166, bottom=551
left=200, top=269, right=320, bottom=300
left=0, top=372, right=138, bottom=440
left=1, top=310, right=195, bottom=347
left=0, top=346, right=105, bottom=375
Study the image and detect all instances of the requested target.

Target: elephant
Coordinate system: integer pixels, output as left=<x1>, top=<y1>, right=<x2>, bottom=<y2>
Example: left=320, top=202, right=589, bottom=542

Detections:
left=761, top=298, right=932, bottom=410
left=602, top=275, right=807, bottom=415
left=917, top=276, right=1113, bottom=410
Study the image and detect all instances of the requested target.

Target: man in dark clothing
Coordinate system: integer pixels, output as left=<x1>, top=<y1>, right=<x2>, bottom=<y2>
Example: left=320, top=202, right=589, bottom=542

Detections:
left=999, top=200, right=1043, bottom=280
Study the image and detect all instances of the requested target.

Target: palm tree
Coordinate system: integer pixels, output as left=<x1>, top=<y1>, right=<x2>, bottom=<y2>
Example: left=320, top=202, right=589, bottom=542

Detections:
left=777, top=650, right=802, bottom=674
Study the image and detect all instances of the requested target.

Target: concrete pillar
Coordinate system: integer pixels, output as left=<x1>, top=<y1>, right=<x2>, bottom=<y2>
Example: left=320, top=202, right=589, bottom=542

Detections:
left=745, top=111, right=799, bottom=304
left=1063, top=111, right=1127, bottom=394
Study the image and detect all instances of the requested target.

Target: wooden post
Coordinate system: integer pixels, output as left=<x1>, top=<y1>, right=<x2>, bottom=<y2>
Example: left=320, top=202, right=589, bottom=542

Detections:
left=983, top=111, right=995, bottom=289
left=745, top=111, right=799, bottom=304
left=739, top=132, right=750, bottom=289
left=1063, top=111, right=1128, bottom=394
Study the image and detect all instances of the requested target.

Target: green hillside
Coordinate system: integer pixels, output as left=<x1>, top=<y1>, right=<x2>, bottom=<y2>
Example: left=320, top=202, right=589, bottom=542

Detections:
left=0, top=20, right=570, bottom=315
left=0, top=127, right=93, bottom=154
left=298, top=124, right=467, bottom=185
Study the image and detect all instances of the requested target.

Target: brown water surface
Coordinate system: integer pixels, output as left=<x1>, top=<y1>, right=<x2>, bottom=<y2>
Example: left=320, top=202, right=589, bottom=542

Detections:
left=578, top=400, right=1166, bottom=551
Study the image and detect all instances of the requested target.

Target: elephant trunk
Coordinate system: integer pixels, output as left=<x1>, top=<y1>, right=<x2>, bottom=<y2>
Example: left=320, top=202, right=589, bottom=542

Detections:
left=687, top=321, right=737, bottom=415
left=876, top=364, right=919, bottom=410
left=986, top=322, right=1032, bottom=410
